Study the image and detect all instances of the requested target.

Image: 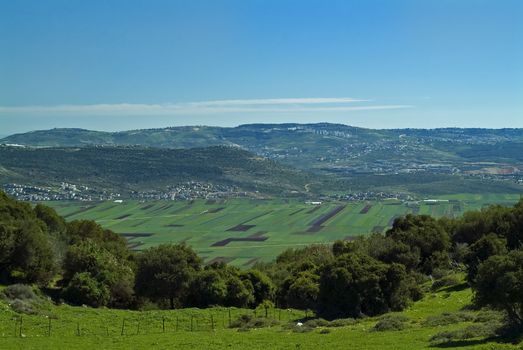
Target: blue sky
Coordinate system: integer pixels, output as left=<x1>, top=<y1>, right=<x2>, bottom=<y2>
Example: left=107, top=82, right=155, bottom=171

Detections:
left=0, top=0, right=522, bottom=134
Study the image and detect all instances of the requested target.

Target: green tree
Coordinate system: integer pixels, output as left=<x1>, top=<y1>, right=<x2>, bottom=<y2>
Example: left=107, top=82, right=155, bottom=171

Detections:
left=318, top=253, right=414, bottom=319
left=284, top=271, right=319, bottom=310
left=135, top=244, right=201, bottom=309
left=241, top=269, right=275, bottom=306
left=62, top=272, right=110, bottom=307
left=189, top=268, right=227, bottom=307
left=224, top=274, right=254, bottom=307
left=465, top=233, right=507, bottom=284
left=474, top=250, right=523, bottom=326
left=62, top=240, right=134, bottom=307
left=386, top=214, right=451, bottom=274
left=0, top=192, right=56, bottom=285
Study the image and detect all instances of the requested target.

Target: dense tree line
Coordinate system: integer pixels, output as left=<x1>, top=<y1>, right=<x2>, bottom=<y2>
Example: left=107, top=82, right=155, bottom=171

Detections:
left=1, top=190, right=523, bottom=326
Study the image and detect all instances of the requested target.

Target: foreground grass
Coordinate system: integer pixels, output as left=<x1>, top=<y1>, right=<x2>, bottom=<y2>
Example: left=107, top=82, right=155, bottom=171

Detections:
left=1, top=283, right=522, bottom=349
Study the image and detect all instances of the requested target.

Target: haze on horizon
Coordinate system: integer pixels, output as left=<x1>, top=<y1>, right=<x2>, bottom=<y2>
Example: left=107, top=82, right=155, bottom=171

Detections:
left=1, top=0, right=522, bottom=135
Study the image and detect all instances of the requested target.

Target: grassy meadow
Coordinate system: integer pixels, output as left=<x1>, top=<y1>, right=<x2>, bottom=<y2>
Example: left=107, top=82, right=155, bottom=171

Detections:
left=1, top=280, right=521, bottom=350
left=46, top=194, right=521, bottom=266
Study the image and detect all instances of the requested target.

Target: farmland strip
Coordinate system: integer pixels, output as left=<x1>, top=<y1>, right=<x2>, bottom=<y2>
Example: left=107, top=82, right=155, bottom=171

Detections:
left=116, top=214, right=132, bottom=220
left=140, top=204, right=155, bottom=210
left=306, top=205, right=322, bottom=214
left=306, top=205, right=346, bottom=233
left=309, top=205, right=346, bottom=227
left=225, top=210, right=273, bottom=232
left=289, top=208, right=305, bottom=216
left=359, top=204, right=372, bottom=214
left=63, top=205, right=95, bottom=218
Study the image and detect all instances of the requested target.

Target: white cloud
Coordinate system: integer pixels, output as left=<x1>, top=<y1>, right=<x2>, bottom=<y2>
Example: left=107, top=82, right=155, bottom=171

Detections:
left=184, top=97, right=369, bottom=106
left=0, top=98, right=412, bottom=116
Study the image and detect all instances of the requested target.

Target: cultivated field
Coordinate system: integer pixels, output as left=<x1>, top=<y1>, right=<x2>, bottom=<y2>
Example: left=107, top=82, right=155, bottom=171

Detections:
left=47, top=194, right=521, bottom=266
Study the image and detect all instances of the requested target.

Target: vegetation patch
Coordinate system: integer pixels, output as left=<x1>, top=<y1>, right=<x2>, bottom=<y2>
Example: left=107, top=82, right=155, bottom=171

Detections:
left=371, top=315, right=410, bottom=332
left=423, top=311, right=476, bottom=327
left=431, top=275, right=461, bottom=291
left=430, top=322, right=502, bottom=344
left=1, top=284, right=49, bottom=315
left=206, top=256, right=235, bottom=265
left=229, top=314, right=280, bottom=331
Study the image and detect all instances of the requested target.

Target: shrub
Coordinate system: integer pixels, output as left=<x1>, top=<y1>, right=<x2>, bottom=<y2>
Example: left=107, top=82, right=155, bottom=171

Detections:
left=423, top=311, right=475, bottom=326
left=1, top=284, right=47, bottom=314
left=9, top=299, right=37, bottom=314
left=329, top=318, right=357, bottom=327
left=229, top=314, right=279, bottom=330
left=304, top=318, right=330, bottom=328
left=62, top=272, right=110, bottom=307
left=302, top=317, right=357, bottom=329
left=430, top=322, right=501, bottom=343
left=284, top=322, right=315, bottom=333
left=431, top=275, right=461, bottom=291
left=473, top=310, right=505, bottom=323
left=371, top=315, right=409, bottom=332
left=2, top=284, right=36, bottom=300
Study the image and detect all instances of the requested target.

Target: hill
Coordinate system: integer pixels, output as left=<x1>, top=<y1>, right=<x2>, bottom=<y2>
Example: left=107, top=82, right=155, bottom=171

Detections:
left=0, top=145, right=322, bottom=196
left=3, top=124, right=523, bottom=196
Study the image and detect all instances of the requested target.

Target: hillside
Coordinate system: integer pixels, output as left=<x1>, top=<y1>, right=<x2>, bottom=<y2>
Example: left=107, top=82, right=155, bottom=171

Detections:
left=0, top=145, right=321, bottom=196
left=3, top=123, right=523, bottom=196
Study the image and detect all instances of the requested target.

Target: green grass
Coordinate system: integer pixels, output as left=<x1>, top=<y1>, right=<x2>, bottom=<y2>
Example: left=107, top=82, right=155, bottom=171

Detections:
left=0, top=283, right=520, bottom=349
left=46, top=194, right=522, bottom=266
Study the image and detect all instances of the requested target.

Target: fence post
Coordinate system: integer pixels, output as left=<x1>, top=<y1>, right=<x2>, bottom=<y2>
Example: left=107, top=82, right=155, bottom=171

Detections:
left=228, top=308, right=231, bottom=327
left=136, top=320, right=140, bottom=335
left=76, top=322, right=80, bottom=336
left=19, top=316, right=23, bottom=338
left=162, top=317, right=165, bottom=333
left=121, top=318, right=125, bottom=336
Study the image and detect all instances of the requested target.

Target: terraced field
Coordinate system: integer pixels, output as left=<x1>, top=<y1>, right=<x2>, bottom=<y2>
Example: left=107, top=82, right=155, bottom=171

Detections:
left=47, top=194, right=521, bottom=266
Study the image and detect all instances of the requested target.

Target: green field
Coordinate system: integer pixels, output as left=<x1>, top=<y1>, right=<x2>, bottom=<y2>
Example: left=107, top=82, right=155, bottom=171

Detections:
left=46, top=193, right=521, bottom=266
left=0, top=282, right=520, bottom=350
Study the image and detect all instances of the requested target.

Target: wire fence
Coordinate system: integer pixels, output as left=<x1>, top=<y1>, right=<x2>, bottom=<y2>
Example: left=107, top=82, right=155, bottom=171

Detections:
left=0, top=308, right=311, bottom=338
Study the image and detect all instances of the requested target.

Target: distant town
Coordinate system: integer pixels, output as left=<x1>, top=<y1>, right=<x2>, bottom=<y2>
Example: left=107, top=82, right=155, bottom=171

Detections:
left=3, top=181, right=417, bottom=203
